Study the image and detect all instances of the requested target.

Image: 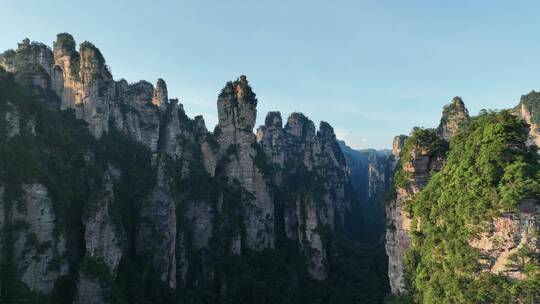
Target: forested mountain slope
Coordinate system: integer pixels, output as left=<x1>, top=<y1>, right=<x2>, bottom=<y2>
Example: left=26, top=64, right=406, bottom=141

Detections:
left=385, top=97, right=539, bottom=303
left=0, top=34, right=389, bottom=304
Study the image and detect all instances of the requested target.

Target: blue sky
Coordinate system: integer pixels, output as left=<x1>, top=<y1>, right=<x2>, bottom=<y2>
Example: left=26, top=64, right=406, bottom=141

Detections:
left=2, top=1, right=540, bottom=149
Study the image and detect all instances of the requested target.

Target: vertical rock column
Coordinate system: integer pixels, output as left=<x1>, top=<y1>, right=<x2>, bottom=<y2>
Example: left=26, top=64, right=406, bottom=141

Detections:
left=257, top=111, right=353, bottom=280
left=53, top=33, right=114, bottom=138
left=386, top=97, right=470, bottom=294
left=216, top=75, right=275, bottom=251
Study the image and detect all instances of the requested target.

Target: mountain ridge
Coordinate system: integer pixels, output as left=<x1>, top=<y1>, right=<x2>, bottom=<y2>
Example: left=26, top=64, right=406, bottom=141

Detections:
left=0, top=34, right=390, bottom=304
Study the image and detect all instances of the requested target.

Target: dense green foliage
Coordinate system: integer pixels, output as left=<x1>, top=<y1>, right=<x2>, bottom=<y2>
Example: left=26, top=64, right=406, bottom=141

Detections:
left=0, top=70, right=100, bottom=304
left=398, top=127, right=447, bottom=167
left=0, top=71, right=156, bottom=304
left=176, top=240, right=388, bottom=304
left=0, top=70, right=390, bottom=303
left=403, top=111, right=540, bottom=303
left=392, top=128, right=447, bottom=192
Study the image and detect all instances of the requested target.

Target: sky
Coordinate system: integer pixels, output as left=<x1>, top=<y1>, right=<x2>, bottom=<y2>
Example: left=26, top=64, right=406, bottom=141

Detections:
left=2, top=1, right=540, bottom=149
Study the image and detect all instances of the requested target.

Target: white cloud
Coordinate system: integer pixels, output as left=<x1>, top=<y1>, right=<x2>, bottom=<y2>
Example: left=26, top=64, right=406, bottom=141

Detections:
left=334, top=128, right=349, bottom=141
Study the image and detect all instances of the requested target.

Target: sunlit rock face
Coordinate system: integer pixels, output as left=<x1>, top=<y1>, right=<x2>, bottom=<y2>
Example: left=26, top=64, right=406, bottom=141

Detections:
left=385, top=135, right=444, bottom=295
left=517, top=91, right=540, bottom=148
left=0, top=33, right=356, bottom=302
left=53, top=34, right=115, bottom=138
left=469, top=199, right=539, bottom=280
left=437, top=96, right=469, bottom=141
left=385, top=98, right=469, bottom=295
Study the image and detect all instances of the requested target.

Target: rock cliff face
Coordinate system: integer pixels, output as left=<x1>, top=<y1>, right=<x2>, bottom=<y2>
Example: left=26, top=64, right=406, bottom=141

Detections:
left=386, top=95, right=540, bottom=298
left=257, top=113, right=352, bottom=279
left=12, top=184, right=69, bottom=293
left=469, top=199, right=539, bottom=280
left=518, top=91, right=540, bottom=148
left=136, top=159, right=178, bottom=289
left=0, top=34, right=355, bottom=302
left=216, top=76, right=274, bottom=251
left=385, top=98, right=466, bottom=295
left=53, top=34, right=114, bottom=138
left=338, top=141, right=391, bottom=204
left=337, top=141, right=393, bottom=243
left=1, top=34, right=166, bottom=150
left=436, top=96, right=469, bottom=141
left=385, top=132, right=445, bottom=294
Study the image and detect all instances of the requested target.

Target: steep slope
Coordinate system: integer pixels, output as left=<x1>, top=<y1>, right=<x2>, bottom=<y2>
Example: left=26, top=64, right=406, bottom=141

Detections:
left=385, top=95, right=539, bottom=303
left=385, top=128, right=447, bottom=295
left=0, top=34, right=389, bottom=304
left=436, top=96, right=470, bottom=141
left=257, top=113, right=353, bottom=279
left=338, top=140, right=392, bottom=243
left=385, top=97, right=468, bottom=295
left=518, top=91, right=540, bottom=147
left=405, top=111, right=539, bottom=303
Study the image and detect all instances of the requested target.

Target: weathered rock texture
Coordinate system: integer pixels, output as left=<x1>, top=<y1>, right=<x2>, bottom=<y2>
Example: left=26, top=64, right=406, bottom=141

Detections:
left=257, top=112, right=352, bottom=279
left=517, top=91, right=540, bottom=148
left=216, top=76, right=275, bottom=251
left=436, top=96, right=469, bottom=141
left=338, top=141, right=391, bottom=204
left=385, top=98, right=469, bottom=295
left=12, top=184, right=69, bottom=293
left=0, top=34, right=355, bottom=302
left=136, top=159, right=178, bottom=289
left=83, top=171, right=125, bottom=275
left=385, top=95, right=540, bottom=296
left=337, top=141, right=394, bottom=244
left=385, top=134, right=445, bottom=294
left=469, top=199, right=539, bottom=280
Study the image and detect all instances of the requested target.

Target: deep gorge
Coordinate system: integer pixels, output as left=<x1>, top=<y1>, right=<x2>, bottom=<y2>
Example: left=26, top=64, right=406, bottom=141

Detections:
left=0, top=33, right=538, bottom=304
left=0, top=34, right=391, bottom=304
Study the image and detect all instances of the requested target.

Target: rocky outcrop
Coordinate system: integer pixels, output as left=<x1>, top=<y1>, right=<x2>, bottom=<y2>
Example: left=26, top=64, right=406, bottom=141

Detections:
left=10, top=184, right=69, bottom=293
left=517, top=91, right=540, bottom=148
left=391, top=135, right=407, bottom=159
left=136, top=159, right=177, bottom=289
left=437, top=96, right=469, bottom=141
left=5, top=101, right=21, bottom=138
left=82, top=171, right=125, bottom=274
left=152, top=78, right=168, bottom=108
left=0, top=33, right=356, bottom=301
left=256, top=111, right=287, bottom=170
left=53, top=34, right=114, bottom=138
left=385, top=97, right=469, bottom=295
left=469, top=199, right=539, bottom=280
left=74, top=171, right=125, bottom=304
left=110, top=80, right=161, bottom=151
left=257, top=112, right=352, bottom=279
left=0, top=39, right=58, bottom=107
left=384, top=97, right=540, bottom=296
left=1, top=34, right=164, bottom=149
left=216, top=75, right=275, bottom=251
left=338, top=142, right=390, bottom=203
left=385, top=133, right=445, bottom=294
